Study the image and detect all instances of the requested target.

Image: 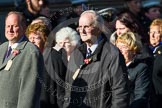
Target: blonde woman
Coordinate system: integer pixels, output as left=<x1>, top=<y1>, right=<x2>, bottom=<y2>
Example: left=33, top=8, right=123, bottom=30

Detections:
left=116, top=32, right=151, bottom=108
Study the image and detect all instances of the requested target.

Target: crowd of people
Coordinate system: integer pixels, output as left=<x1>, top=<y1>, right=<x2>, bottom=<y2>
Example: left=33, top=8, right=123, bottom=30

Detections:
left=0, top=0, right=162, bottom=108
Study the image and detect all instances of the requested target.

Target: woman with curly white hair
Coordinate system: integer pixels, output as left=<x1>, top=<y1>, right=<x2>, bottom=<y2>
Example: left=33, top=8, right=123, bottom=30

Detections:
left=54, top=27, right=81, bottom=63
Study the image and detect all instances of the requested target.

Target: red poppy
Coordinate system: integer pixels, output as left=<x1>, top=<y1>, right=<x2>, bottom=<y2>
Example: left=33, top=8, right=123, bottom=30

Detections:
left=12, top=49, right=19, bottom=56
left=84, top=58, right=92, bottom=64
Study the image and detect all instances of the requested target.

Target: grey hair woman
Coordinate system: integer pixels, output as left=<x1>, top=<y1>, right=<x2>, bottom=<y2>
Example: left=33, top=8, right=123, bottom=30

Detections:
left=55, top=27, right=81, bottom=61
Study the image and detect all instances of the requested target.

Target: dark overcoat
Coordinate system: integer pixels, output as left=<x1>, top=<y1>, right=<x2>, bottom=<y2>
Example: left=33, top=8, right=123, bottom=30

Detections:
left=64, top=37, right=129, bottom=108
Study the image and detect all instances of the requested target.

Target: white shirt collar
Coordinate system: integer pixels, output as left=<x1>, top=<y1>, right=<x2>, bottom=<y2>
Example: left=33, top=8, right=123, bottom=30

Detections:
left=86, top=35, right=102, bottom=55
left=9, top=43, right=19, bottom=50
left=8, top=36, right=25, bottom=50
left=126, top=61, right=132, bottom=67
left=87, top=43, right=98, bottom=55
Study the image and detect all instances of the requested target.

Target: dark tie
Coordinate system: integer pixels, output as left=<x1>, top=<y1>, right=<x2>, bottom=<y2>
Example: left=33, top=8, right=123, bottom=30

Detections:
left=87, top=48, right=92, bottom=57
left=6, top=46, right=12, bottom=58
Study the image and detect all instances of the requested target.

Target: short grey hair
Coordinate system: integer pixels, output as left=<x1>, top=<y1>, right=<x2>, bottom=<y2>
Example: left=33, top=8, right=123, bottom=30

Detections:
left=80, top=10, right=111, bottom=37
left=55, top=27, right=81, bottom=46
left=6, top=11, right=26, bottom=28
left=81, top=10, right=104, bottom=28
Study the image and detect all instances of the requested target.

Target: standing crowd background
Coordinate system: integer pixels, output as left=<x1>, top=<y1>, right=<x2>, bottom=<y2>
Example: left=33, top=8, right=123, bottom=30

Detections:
left=0, top=0, right=162, bottom=108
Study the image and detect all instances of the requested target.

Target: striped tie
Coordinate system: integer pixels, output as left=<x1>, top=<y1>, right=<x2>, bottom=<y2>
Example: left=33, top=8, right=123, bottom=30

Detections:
left=87, top=48, right=92, bottom=57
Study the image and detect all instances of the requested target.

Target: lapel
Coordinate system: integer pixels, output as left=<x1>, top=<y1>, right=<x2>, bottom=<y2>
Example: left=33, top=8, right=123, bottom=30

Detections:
left=0, top=39, right=28, bottom=70
left=0, top=42, right=9, bottom=66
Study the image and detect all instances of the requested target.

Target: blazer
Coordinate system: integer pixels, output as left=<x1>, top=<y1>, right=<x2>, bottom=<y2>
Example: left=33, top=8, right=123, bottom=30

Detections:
left=0, top=37, right=44, bottom=108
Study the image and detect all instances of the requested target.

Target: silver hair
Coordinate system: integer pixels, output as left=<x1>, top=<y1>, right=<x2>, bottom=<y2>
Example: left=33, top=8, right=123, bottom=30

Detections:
left=55, top=27, right=81, bottom=46
left=81, top=10, right=104, bottom=28
left=80, top=10, right=111, bottom=37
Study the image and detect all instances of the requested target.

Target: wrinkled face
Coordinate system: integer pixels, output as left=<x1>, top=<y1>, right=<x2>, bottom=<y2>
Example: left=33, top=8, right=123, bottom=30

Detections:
left=116, top=20, right=130, bottom=36
left=5, top=13, right=25, bottom=44
left=127, top=0, right=142, bottom=14
left=145, top=7, right=161, bottom=21
left=78, top=13, right=99, bottom=45
left=149, top=25, right=161, bottom=47
left=30, top=0, right=44, bottom=12
left=57, top=37, right=76, bottom=55
left=116, top=42, right=134, bottom=63
left=28, top=32, right=44, bottom=49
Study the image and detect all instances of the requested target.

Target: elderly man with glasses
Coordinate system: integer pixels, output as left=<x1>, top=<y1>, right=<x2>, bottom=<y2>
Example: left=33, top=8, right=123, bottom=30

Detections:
left=63, top=10, right=129, bottom=108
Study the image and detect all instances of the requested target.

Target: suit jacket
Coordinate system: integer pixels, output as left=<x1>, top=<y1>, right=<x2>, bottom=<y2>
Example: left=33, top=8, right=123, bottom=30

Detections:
left=0, top=37, right=44, bottom=108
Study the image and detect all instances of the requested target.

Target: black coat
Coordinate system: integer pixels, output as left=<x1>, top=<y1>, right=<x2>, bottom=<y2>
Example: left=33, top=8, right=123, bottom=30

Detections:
left=150, top=45, right=162, bottom=108
left=64, top=37, right=129, bottom=108
left=127, top=54, right=152, bottom=108
left=153, top=46, right=162, bottom=94
left=40, top=47, right=66, bottom=108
